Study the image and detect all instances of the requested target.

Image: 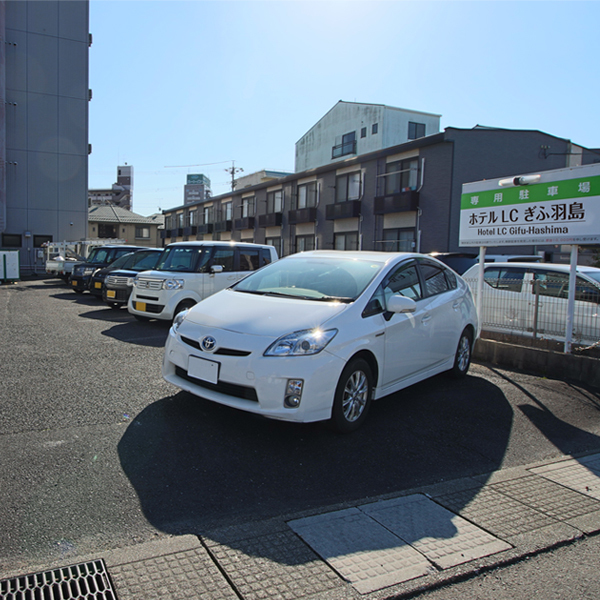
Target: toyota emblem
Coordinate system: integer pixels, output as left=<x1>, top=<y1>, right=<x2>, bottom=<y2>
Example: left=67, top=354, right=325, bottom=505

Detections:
left=201, top=336, right=217, bottom=352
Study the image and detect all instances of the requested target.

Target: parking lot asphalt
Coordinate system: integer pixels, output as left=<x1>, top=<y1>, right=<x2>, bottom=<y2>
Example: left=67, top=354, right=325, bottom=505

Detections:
left=2, top=277, right=600, bottom=599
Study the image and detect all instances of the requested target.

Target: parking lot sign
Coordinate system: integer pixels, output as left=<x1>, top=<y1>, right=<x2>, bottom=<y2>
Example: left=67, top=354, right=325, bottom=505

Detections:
left=460, top=164, right=600, bottom=247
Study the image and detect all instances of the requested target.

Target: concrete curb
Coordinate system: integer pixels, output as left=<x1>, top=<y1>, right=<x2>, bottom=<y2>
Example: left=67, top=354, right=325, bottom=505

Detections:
left=473, top=337, right=600, bottom=389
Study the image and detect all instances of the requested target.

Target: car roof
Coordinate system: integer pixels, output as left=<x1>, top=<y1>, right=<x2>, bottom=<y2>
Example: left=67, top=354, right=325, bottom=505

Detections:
left=464, top=262, right=600, bottom=275
left=284, top=250, right=431, bottom=265
left=166, top=241, right=273, bottom=248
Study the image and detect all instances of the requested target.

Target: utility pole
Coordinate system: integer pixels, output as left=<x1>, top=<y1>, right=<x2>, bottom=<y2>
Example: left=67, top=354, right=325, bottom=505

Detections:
left=225, top=161, right=243, bottom=191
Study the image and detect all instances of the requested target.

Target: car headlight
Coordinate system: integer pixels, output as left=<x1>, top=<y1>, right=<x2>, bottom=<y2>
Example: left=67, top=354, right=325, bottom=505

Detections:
left=264, top=328, right=338, bottom=357
left=172, top=309, right=188, bottom=332
left=163, top=279, right=185, bottom=290
left=83, top=267, right=95, bottom=275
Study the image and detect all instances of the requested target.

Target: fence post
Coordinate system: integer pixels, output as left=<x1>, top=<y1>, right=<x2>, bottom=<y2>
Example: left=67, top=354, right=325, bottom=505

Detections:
left=533, top=279, right=540, bottom=339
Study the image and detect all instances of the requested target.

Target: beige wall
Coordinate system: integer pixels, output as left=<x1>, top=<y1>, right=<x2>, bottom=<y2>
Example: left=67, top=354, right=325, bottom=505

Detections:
left=88, top=222, right=162, bottom=248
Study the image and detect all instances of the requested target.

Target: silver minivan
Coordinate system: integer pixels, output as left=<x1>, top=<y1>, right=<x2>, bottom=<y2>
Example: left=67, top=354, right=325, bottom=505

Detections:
left=462, top=262, right=600, bottom=344
left=128, top=241, right=278, bottom=321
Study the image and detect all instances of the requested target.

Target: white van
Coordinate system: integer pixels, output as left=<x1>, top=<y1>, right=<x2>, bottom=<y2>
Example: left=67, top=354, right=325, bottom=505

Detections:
left=462, top=262, right=600, bottom=344
left=128, top=241, right=278, bottom=321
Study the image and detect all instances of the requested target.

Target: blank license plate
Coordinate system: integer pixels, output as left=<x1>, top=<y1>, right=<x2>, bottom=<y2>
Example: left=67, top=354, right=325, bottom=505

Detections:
left=95, top=282, right=102, bottom=289
left=106, top=290, right=116, bottom=299
left=135, top=301, right=147, bottom=312
left=188, top=356, right=219, bottom=385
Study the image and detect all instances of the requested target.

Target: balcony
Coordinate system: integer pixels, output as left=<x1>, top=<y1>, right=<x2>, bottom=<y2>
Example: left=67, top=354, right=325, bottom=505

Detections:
left=288, top=207, right=317, bottom=225
left=160, top=229, right=169, bottom=239
left=182, top=226, right=198, bottom=237
left=374, top=190, right=419, bottom=215
left=234, top=216, right=255, bottom=230
left=258, top=213, right=282, bottom=228
left=197, top=223, right=213, bottom=235
left=326, top=200, right=361, bottom=220
left=214, top=220, right=232, bottom=233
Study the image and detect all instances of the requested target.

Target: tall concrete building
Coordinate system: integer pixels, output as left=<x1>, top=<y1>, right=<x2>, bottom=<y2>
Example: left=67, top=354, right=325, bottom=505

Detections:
left=1, top=0, right=90, bottom=272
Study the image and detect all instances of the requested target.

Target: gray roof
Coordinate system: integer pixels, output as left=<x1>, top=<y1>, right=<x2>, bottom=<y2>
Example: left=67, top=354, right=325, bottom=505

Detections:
left=88, top=205, right=157, bottom=225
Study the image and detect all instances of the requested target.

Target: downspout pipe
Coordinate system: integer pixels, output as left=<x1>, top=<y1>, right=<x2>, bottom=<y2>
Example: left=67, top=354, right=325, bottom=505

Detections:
left=0, top=1, right=6, bottom=236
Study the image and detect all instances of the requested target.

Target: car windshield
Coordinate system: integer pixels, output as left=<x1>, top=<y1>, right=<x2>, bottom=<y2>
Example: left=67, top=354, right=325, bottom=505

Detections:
left=86, top=247, right=110, bottom=264
left=107, top=252, right=136, bottom=270
left=155, top=246, right=209, bottom=272
left=232, top=256, right=383, bottom=301
left=131, top=250, right=162, bottom=271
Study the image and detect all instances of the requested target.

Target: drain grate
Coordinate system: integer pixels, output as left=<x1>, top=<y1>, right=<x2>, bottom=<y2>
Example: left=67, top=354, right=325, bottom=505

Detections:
left=0, top=559, right=118, bottom=600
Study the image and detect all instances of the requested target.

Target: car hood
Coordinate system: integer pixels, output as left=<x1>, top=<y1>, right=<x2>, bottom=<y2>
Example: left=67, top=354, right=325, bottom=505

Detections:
left=106, top=268, right=138, bottom=277
left=184, top=289, right=349, bottom=336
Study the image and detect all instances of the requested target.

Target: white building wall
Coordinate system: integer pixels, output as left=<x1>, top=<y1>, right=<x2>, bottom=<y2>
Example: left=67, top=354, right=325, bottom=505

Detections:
left=295, top=101, right=440, bottom=173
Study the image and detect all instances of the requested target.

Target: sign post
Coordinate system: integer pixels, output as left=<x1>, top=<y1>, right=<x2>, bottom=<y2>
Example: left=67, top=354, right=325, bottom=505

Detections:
left=459, top=164, right=600, bottom=353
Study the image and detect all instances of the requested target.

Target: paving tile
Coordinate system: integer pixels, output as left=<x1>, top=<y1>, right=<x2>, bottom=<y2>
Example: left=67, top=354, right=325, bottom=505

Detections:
left=288, top=508, right=433, bottom=594
left=360, top=495, right=511, bottom=570
left=206, top=529, right=343, bottom=600
left=434, top=487, right=556, bottom=538
left=491, top=474, right=600, bottom=520
left=109, top=548, right=237, bottom=600
left=531, top=459, right=600, bottom=501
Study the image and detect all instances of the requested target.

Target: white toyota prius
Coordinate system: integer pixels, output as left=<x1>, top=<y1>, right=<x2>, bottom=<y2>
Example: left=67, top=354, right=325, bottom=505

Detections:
left=162, top=251, right=478, bottom=432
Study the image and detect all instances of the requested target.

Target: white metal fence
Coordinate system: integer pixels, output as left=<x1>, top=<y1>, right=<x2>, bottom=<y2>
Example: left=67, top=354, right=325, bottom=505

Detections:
left=464, top=276, right=600, bottom=345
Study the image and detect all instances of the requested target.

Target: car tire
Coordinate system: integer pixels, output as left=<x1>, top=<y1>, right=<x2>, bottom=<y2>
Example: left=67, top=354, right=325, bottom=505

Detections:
left=448, top=328, right=472, bottom=379
left=330, top=358, right=373, bottom=433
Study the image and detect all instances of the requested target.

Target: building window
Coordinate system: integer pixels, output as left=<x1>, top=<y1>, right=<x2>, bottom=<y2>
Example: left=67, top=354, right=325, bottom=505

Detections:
left=361, top=127, right=367, bottom=138
left=242, top=197, right=255, bottom=218
left=297, top=181, right=317, bottom=209
left=334, top=232, right=359, bottom=251
left=188, top=210, right=197, bottom=226
left=372, top=123, right=378, bottom=135
left=222, top=201, right=233, bottom=221
left=98, top=224, right=117, bottom=238
left=332, top=131, right=356, bottom=159
left=266, top=237, right=282, bottom=256
left=177, top=213, right=184, bottom=228
left=336, top=172, right=361, bottom=202
left=295, top=235, right=315, bottom=253
left=34, top=235, right=52, bottom=247
left=384, top=158, right=419, bottom=195
left=408, top=122, right=426, bottom=140
left=135, top=227, right=150, bottom=239
left=2, top=234, right=22, bottom=248
left=267, top=190, right=283, bottom=213
left=202, top=206, right=213, bottom=224
left=381, top=228, right=415, bottom=252
left=165, top=215, right=173, bottom=230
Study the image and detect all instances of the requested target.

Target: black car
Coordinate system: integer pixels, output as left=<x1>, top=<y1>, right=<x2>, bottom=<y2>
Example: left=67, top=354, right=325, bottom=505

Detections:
left=89, top=250, right=158, bottom=297
left=69, top=245, right=142, bottom=293
left=102, top=248, right=164, bottom=308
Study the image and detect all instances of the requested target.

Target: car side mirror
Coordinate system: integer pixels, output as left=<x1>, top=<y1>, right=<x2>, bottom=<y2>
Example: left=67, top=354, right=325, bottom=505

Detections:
left=387, top=294, right=417, bottom=314
left=210, top=265, right=224, bottom=274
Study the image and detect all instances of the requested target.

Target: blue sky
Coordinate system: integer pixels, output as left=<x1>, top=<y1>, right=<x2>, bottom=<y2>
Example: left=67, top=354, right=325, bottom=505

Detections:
left=88, top=1, right=600, bottom=216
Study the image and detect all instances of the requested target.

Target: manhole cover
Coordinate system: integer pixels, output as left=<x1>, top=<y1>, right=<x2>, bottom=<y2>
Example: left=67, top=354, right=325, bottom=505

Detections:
left=0, top=559, right=117, bottom=599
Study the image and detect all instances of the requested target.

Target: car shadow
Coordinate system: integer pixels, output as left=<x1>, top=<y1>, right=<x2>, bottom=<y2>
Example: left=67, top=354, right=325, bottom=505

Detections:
left=118, top=373, right=513, bottom=564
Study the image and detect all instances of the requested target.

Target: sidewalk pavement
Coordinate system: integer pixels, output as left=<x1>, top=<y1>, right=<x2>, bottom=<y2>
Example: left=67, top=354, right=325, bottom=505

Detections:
left=3, top=452, right=600, bottom=600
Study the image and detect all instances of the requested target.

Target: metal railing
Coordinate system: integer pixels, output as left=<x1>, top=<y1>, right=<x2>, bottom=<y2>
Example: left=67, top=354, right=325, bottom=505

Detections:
left=464, top=277, right=600, bottom=345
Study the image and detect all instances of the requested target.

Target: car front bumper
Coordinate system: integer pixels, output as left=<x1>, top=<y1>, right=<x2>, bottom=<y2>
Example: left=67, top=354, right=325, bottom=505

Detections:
left=162, top=325, right=345, bottom=424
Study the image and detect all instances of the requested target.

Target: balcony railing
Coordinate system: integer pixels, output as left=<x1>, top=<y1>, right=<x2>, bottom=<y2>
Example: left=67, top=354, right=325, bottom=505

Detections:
left=214, top=220, right=232, bottom=233
left=258, top=213, right=282, bottom=228
left=197, top=223, right=213, bottom=235
left=182, top=226, right=198, bottom=237
left=332, top=140, right=357, bottom=159
left=373, top=190, right=419, bottom=214
left=288, top=207, right=317, bottom=225
left=325, top=200, right=361, bottom=220
left=234, top=216, right=255, bottom=230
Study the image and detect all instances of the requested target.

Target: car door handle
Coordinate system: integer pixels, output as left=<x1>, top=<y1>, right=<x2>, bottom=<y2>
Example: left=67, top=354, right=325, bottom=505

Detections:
left=421, top=314, right=432, bottom=324
left=453, top=301, right=461, bottom=310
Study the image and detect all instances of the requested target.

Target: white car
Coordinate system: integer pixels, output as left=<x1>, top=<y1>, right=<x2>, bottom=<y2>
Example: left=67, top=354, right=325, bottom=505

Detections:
left=162, top=251, right=478, bottom=432
left=128, top=241, right=278, bottom=322
left=462, top=262, right=600, bottom=343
